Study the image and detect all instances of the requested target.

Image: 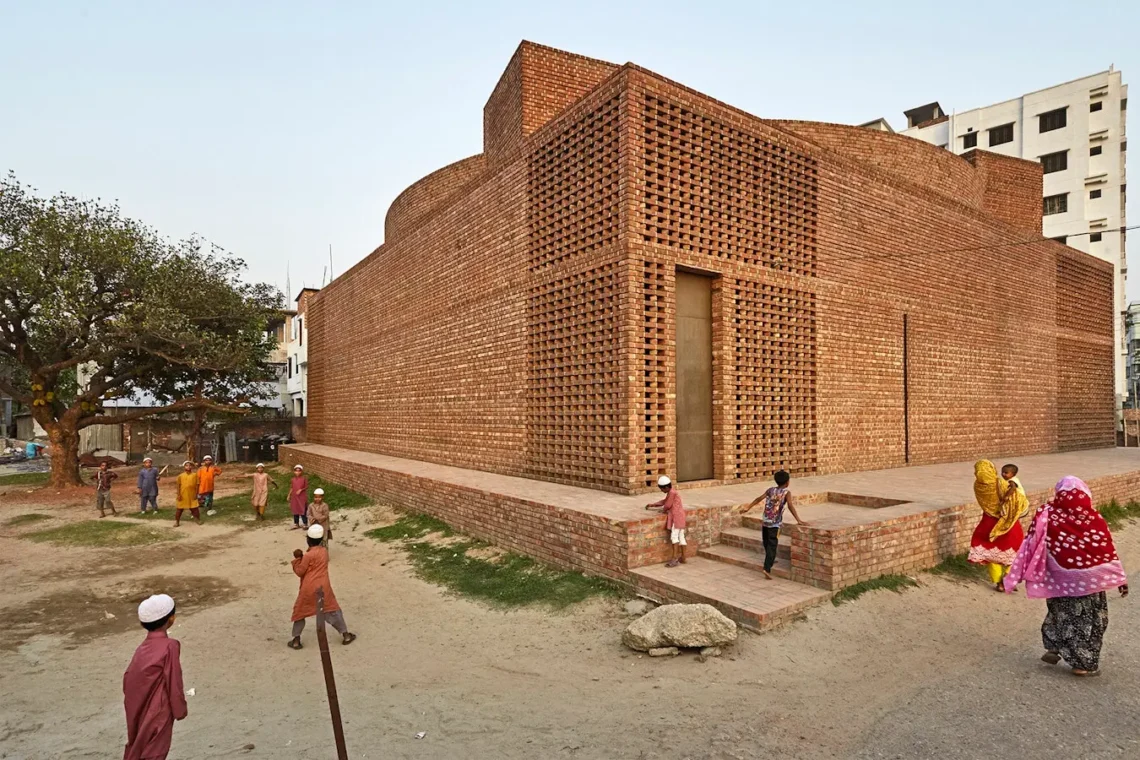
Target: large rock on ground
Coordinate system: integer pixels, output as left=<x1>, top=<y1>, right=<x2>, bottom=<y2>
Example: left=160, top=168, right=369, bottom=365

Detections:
left=622, top=603, right=737, bottom=651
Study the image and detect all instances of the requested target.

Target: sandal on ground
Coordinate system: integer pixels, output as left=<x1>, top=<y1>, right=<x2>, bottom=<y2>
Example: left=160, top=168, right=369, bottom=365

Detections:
left=287, top=637, right=303, bottom=650
left=665, top=559, right=681, bottom=568
left=341, top=633, right=357, bottom=645
left=1072, top=668, right=1101, bottom=677
left=1041, top=652, right=1061, bottom=665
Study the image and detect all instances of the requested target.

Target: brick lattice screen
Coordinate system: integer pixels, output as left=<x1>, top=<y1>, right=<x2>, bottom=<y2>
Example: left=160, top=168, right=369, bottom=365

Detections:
left=525, top=261, right=624, bottom=488
left=639, top=260, right=670, bottom=487
left=640, top=94, right=818, bottom=276
left=528, top=96, right=621, bottom=272
left=731, top=280, right=818, bottom=477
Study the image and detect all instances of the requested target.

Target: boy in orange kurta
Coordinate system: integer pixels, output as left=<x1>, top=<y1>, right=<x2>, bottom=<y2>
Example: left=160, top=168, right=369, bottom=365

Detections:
left=287, top=524, right=356, bottom=649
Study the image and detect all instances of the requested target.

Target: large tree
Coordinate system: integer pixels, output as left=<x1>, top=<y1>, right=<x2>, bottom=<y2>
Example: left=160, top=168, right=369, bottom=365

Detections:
left=0, top=173, right=282, bottom=487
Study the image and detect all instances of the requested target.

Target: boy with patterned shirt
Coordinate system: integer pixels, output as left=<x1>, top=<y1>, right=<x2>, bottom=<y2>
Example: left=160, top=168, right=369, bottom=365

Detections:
left=743, top=470, right=811, bottom=579
left=94, top=461, right=119, bottom=518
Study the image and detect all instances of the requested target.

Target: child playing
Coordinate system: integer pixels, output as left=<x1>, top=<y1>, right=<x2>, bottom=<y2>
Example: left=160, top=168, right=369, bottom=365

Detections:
left=94, top=461, right=118, bottom=518
left=742, top=470, right=810, bottom=579
left=173, top=461, right=201, bottom=527
left=249, top=463, right=278, bottom=521
left=645, top=475, right=687, bottom=568
left=122, top=593, right=188, bottom=760
left=196, top=455, right=222, bottom=514
left=289, top=465, right=309, bottom=529
left=307, top=487, right=330, bottom=545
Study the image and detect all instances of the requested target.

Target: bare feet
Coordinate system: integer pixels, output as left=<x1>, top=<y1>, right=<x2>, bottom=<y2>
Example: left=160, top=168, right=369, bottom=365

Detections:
left=1072, top=668, right=1101, bottom=677
left=763, top=570, right=773, bottom=580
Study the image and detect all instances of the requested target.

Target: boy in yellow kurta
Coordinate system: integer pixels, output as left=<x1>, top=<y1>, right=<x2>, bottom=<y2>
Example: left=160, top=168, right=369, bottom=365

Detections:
left=173, top=461, right=201, bottom=527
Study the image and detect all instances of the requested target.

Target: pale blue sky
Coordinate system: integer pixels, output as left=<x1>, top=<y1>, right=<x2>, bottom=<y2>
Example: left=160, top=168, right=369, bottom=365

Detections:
left=2, top=1, right=1136, bottom=300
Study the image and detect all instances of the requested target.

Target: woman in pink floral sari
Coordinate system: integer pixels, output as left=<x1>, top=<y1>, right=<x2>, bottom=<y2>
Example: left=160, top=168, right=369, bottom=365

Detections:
left=1004, top=476, right=1129, bottom=676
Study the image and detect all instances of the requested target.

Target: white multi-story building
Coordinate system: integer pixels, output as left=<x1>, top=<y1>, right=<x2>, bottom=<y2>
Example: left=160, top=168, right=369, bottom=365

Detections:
left=900, top=69, right=1128, bottom=403
left=286, top=288, right=319, bottom=418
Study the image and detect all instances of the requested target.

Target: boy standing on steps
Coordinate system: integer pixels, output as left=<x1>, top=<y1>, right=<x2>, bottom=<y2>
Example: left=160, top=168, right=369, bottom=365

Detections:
left=646, top=475, right=687, bottom=568
left=743, top=470, right=811, bottom=579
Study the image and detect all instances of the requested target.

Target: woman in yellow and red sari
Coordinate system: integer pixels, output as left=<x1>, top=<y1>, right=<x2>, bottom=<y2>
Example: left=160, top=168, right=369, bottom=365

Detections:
left=969, top=460, right=1029, bottom=590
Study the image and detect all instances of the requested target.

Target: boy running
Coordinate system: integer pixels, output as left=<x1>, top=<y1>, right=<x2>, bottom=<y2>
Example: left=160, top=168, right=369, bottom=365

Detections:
left=743, top=470, right=810, bottom=579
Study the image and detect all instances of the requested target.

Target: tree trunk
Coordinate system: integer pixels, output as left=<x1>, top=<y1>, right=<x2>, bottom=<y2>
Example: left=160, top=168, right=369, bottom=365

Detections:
left=47, top=423, right=84, bottom=488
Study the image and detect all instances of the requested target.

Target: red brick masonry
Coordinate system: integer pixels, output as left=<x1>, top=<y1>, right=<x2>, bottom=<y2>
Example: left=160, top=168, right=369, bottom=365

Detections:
left=305, top=41, right=1115, bottom=496
left=284, top=444, right=1140, bottom=593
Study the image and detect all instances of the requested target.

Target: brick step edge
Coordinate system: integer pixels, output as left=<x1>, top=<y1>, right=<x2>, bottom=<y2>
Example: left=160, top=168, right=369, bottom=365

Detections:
left=718, top=534, right=792, bottom=560
left=698, top=545, right=792, bottom=579
left=634, top=571, right=803, bottom=633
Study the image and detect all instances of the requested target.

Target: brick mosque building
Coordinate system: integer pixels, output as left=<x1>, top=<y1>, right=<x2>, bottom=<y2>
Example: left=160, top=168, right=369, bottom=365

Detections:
left=303, top=41, right=1115, bottom=496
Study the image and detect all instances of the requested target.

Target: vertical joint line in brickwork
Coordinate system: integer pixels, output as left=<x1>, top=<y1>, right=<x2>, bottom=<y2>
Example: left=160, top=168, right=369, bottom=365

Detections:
left=903, top=313, right=910, bottom=465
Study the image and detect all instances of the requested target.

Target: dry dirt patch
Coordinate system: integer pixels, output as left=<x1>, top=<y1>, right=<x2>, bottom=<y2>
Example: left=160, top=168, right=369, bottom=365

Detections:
left=1, top=574, right=237, bottom=651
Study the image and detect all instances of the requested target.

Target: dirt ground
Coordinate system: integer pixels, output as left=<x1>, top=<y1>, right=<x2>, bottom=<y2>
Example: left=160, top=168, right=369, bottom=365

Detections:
left=2, top=481, right=1138, bottom=760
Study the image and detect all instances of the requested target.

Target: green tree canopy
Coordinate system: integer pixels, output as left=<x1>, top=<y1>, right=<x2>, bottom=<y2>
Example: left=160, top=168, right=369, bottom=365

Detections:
left=0, top=172, right=283, bottom=486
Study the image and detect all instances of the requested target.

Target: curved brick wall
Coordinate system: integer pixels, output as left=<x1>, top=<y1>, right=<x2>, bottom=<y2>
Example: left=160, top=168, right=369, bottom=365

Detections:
left=384, top=154, right=488, bottom=241
left=769, top=121, right=985, bottom=210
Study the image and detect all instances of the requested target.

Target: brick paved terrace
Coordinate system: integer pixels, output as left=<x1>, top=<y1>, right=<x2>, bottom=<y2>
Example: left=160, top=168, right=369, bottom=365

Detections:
left=282, top=443, right=1140, bottom=631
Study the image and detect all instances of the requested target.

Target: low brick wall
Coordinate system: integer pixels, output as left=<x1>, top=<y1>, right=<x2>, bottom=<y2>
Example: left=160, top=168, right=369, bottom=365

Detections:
left=281, top=446, right=632, bottom=583
left=788, top=471, right=1140, bottom=590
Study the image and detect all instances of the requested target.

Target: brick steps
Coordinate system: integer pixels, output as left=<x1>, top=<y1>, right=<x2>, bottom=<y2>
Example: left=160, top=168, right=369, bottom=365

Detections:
left=631, top=557, right=832, bottom=632
left=698, top=544, right=791, bottom=579
left=718, top=527, right=791, bottom=561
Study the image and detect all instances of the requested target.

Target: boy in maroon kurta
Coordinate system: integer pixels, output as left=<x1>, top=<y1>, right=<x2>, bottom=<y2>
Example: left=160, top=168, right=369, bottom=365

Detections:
left=645, top=475, right=687, bottom=567
left=123, top=594, right=187, bottom=760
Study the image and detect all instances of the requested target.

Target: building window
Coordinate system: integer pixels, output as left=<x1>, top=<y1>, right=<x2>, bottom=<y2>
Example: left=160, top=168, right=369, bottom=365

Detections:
left=1090, top=232, right=1103, bottom=242
left=1123, top=140, right=1128, bottom=153
left=1040, top=150, right=1068, bottom=174
left=1051, top=236, right=1068, bottom=245
left=1090, top=189, right=1102, bottom=199
left=1043, top=193, right=1068, bottom=215
left=1123, top=98, right=1129, bottom=110
left=962, top=132, right=977, bottom=149
left=1090, top=101, right=1103, bottom=112
left=1039, top=107, right=1067, bottom=133
left=1091, top=145, right=1103, bottom=156
left=988, top=123, right=1014, bottom=146
left=298, top=318, right=303, bottom=346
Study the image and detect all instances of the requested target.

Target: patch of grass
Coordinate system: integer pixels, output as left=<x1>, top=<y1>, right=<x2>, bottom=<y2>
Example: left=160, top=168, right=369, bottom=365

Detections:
left=4, top=513, right=53, bottom=527
left=196, top=471, right=371, bottom=525
left=1098, top=499, right=1140, bottom=530
left=364, top=513, right=453, bottom=542
left=832, top=574, right=919, bottom=606
left=928, top=553, right=988, bottom=582
left=404, top=539, right=620, bottom=608
left=26, top=520, right=180, bottom=547
left=0, top=471, right=50, bottom=486
left=367, top=511, right=620, bottom=608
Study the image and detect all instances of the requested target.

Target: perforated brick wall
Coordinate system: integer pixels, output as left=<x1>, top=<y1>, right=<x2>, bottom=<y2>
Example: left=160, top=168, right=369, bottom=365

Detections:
left=304, top=43, right=1115, bottom=498
left=730, top=281, right=817, bottom=478
left=528, top=95, right=621, bottom=271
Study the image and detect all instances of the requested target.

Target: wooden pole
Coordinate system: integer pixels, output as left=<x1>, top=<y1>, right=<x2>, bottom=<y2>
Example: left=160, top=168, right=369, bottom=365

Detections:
left=316, top=587, right=349, bottom=760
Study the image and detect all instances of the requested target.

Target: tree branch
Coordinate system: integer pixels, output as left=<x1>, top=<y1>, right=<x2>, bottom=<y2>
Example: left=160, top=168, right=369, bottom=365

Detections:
left=0, top=376, right=32, bottom=406
left=76, top=397, right=248, bottom=429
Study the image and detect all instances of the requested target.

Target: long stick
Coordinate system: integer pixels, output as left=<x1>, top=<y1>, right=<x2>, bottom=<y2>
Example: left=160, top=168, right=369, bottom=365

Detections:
left=316, top=587, right=349, bottom=760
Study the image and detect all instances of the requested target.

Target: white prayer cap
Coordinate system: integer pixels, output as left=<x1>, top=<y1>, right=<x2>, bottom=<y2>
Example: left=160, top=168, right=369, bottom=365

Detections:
left=138, top=593, right=175, bottom=623
left=182, top=460, right=192, bottom=467
left=293, top=464, right=303, bottom=471
left=202, top=455, right=213, bottom=461
left=657, top=475, right=671, bottom=487
left=142, top=457, right=153, bottom=463
left=256, top=463, right=265, bottom=469
left=313, top=488, right=324, bottom=496
left=307, top=524, right=325, bottom=539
